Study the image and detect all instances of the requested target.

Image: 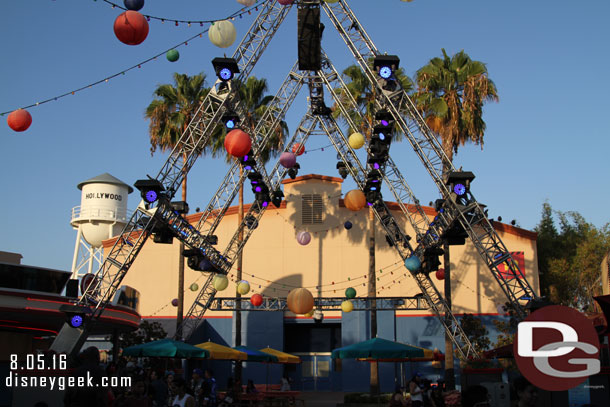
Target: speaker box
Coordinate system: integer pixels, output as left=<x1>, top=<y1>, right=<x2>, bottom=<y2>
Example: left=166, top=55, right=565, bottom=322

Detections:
left=66, top=279, right=79, bottom=298
left=298, top=4, right=321, bottom=71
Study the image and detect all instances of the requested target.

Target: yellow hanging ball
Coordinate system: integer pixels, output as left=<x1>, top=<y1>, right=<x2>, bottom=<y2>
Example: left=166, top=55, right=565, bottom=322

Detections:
left=349, top=132, right=365, bottom=149
left=212, top=274, right=229, bottom=291
left=341, top=300, right=354, bottom=313
left=237, top=280, right=251, bottom=295
left=304, top=310, right=314, bottom=318
left=190, top=283, right=199, bottom=292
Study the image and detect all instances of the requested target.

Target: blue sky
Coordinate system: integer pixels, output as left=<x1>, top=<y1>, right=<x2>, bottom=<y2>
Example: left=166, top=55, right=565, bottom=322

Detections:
left=1, top=0, right=609, bottom=271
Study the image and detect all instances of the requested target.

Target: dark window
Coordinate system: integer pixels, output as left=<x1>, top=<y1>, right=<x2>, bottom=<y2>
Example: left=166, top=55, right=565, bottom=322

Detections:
left=301, top=194, right=323, bottom=224
left=284, top=323, right=341, bottom=352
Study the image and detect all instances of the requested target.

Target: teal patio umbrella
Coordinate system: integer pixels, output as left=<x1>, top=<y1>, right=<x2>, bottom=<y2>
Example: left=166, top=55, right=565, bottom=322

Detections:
left=331, top=337, right=430, bottom=360
left=123, top=339, right=210, bottom=358
left=233, top=346, right=279, bottom=363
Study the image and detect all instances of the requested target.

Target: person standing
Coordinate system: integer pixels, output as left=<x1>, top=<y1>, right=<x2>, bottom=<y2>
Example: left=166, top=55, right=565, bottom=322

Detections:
left=514, top=376, right=538, bottom=407
left=409, top=374, right=424, bottom=407
left=170, top=377, right=196, bottom=407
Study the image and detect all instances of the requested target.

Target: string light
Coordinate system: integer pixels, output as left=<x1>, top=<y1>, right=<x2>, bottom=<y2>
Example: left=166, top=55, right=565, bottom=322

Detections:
left=98, top=0, right=266, bottom=26
left=0, top=0, right=263, bottom=116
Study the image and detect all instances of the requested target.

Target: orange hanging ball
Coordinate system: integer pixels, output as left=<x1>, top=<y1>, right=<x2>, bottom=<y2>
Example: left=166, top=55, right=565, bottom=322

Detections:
left=344, top=189, right=367, bottom=211
left=287, top=288, right=314, bottom=315
left=114, top=11, right=149, bottom=45
left=7, top=109, right=32, bottom=132
left=224, top=129, right=252, bottom=158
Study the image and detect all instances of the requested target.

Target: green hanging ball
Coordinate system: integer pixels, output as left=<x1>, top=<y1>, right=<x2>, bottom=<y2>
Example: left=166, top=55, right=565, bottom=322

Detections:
left=166, top=49, right=180, bottom=62
left=190, top=283, right=199, bottom=291
left=345, top=287, right=356, bottom=299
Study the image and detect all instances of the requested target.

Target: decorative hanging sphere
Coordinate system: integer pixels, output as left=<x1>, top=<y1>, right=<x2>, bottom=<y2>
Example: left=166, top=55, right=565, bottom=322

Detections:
left=344, top=190, right=366, bottom=211
left=348, top=132, right=365, bottom=149
left=279, top=152, right=297, bottom=168
left=114, top=11, right=149, bottom=45
left=287, top=288, right=314, bottom=315
left=404, top=255, right=421, bottom=272
left=341, top=300, right=354, bottom=313
left=344, top=221, right=352, bottom=230
left=7, top=109, right=32, bottom=132
left=198, top=258, right=214, bottom=272
left=325, top=0, right=340, bottom=3
left=124, top=0, right=144, bottom=11
left=291, top=143, right=305, bottom=156
left=345, top=287, right=356, bottom=299
left=278, top=0, right=294, bottom=5
left=237, top=0, right=256, bottom=6
left=250, top=293, right=263, bottom=306
left=436, top=268, right=445, bottom=280
left=224, top=129, right=252, bottom=157
left=166, top=49, right=180, bottom=62
left=237, top=280, right=251, bottom=295
left=296, top=231, right=311, bottom=246
left=171, top=298, right=179, bottom=307
left=190, top=283, right=199, bottom=292
left=209, top=20, right=237, bottom=48
left=213, top=274, right=229, bottom=291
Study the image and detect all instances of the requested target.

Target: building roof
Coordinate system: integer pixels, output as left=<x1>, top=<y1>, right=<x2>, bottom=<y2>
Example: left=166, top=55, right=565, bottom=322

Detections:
left=282, top=174, right=343, bottom=185
left=77, top=172, right=134, bottom=193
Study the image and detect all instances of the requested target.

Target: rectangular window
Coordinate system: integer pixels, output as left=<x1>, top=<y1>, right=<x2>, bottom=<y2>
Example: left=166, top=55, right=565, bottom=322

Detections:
left=302, top=194, right=323, bottom=224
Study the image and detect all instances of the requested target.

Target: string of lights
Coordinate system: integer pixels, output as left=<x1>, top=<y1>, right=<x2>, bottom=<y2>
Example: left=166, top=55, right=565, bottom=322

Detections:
left=98, top=0, right=267, bottom=25
left=0, top=0, right=264, bottom=116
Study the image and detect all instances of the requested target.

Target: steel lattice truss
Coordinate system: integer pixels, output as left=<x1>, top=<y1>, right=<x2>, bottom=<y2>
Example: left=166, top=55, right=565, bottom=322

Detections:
left=209, top=296, right=429, bottom=312
left=51, top=0, right=538, bottom=360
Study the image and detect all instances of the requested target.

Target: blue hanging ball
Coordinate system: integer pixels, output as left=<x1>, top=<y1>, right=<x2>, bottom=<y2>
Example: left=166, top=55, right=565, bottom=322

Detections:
left=199, top=258, right=214, bottom=272
left=344, top=221, right=352, bottom=230
left=124, top=0, right=145, bottom=11
left=404, top=255, right=421, bottom=271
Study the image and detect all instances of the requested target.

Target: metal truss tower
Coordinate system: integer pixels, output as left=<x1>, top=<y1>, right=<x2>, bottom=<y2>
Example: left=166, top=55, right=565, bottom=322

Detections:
left=51, top=0, right=538, bottom=361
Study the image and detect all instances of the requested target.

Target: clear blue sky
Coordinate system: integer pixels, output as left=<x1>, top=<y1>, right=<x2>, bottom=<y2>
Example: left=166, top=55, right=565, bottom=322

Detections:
left=1, top=0, right=609, bottom=271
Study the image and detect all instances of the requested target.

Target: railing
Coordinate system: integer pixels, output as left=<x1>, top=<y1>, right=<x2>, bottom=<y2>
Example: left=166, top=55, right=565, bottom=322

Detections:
left=71, top=206, right=133, bottom=223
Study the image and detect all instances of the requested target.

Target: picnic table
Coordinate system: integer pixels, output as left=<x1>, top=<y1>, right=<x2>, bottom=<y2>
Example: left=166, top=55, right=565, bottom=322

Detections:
left=218, top=388, right=304, bottom=407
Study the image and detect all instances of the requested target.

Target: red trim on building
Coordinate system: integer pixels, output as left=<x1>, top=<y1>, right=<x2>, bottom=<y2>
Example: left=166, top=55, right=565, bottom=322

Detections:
left=281, top=174, right=344, bottom=185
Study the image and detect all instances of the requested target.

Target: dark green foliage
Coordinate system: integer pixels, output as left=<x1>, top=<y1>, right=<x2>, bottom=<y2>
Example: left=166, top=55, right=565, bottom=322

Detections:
left=118, top=320, right=167, bottom=350
left=460, top=313, right=491, bottom=354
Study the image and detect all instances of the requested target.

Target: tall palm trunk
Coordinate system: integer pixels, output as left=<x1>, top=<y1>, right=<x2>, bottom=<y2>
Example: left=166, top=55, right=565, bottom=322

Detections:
left=442, top=146, right=455, bottom=390
left=235, top=165, right=244, bottom=381
left=368, top=207, right=379, bottom=394
left=176, top=152, right=187, bottom=338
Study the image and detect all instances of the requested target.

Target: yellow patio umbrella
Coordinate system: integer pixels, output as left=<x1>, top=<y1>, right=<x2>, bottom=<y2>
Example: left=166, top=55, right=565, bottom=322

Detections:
left=259, top=347, right=301, bottom=364
left=195, top=341, right=248, bottom=360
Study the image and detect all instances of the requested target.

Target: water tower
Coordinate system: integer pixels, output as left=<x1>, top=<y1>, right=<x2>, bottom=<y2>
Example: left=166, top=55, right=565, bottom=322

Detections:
left=70, top=173, right=133, bottom=279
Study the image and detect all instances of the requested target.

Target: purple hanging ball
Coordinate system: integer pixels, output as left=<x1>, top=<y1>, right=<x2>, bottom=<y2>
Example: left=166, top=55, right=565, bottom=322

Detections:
left=279, top=152, right=297, bottom=168
left=124, top=0, right=145, bottom=11
left=296, top=231, right=311, bottom=246
left=171, top=298, right=179, bottom=307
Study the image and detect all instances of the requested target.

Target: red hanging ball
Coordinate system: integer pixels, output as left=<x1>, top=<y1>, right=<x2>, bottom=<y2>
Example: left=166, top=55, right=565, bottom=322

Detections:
left=250, top=293, right=263, bottom=307
left=291, top=143, right=305, bottom=156
left=7, top=109, right=32, bottom=132
left=224, top=129, right=252, bottom=157
left=436, top=268, right=445, bottom=280
left=114, top=11, right=149, bottom=45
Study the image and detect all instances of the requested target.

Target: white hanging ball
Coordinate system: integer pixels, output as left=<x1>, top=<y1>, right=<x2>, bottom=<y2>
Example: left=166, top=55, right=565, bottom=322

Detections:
left=237, top=0, right=256, bottom=6
left=209, top=20, right=237, bottom=48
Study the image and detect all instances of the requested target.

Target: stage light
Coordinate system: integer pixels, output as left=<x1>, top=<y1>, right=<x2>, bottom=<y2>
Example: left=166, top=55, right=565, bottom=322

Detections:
left=241, top=150, right=257, bottom=172
left=422, top=246, right=444, bottom=274
left=245, top=215, right=258, bottom=229
left=171, top=201, right=189, bottom=214
left=60, top=304, right=88, bottom=330
left=70, top=315, right=83, bottom=328
left=135, top=179, right=165, bottom=204
left=445, top=171, right=475, bottom=208
left=222, top=111, right=240, bottom=129
left=212, top=57, right=240, bottom=82
left=336, top=161, right=349, bottom=179
left=288, top=163, right=300, bottom=180
left=373, top=55, right=400, bottom=79
left=375, top=110, right=393, bottom=127
left=272, top=190, right=284, bottom=208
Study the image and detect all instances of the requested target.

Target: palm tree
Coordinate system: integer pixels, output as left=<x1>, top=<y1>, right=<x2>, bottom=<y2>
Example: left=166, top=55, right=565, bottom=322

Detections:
left=332, top=63, right=413, bottom=395
left=210, top=76, right=289, bottom=381
left=415, top=48, right=498, bottom=389
left=145, top=72, right=210, bottom=337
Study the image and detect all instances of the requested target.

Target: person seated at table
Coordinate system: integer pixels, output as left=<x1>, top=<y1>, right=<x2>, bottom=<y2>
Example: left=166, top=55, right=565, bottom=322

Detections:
left=280, top=375, right=291, bottom=391
left=246, top=380, right=258, bottom=394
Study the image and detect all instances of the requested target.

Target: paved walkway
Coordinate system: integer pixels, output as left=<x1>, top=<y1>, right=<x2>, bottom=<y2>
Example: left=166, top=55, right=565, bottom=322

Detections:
left=299, top=392, right=346, bottom=407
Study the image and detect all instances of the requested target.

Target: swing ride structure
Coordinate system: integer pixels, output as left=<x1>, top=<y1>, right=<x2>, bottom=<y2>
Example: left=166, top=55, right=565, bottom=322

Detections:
left=50, top=0, right=539, bottom=361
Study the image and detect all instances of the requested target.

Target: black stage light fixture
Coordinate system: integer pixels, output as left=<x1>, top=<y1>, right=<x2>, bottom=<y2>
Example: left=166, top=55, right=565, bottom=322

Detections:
left=152, top=228, right=173, bottom=244
left=240, top=150, right=257, bottom=172
left=297, top=2, right=322, bottom=71
left=422, top=246, right=444, bottom=274
left=288, top=163, right=300, bottom=180
left=60, top=304, right=89, bottom=329
left=244, top=215, right=259, bottom=230
left=254, top=184, right=271, bottom=208
left=446, top=171, right=475, bottom=207
left=272, top=190, right=284, bottom=208
left=170, top=201, right=189, bottom=214
left=375, top=109, right=394, bottom=127
left=374, top=55, right=400, bottom=79
left=336, top=161, right=349, bottom=179
left=372, top=124, right=393, bottom=143
left=212, top=57, right=240, bottom=82
left=134, top=179, right=165, bottom=204
left=222, top=111, right=240, bottom=129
